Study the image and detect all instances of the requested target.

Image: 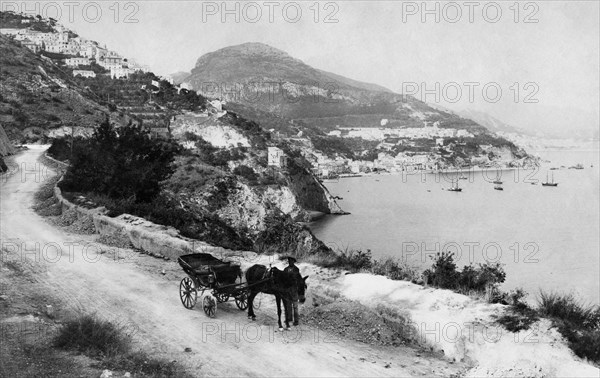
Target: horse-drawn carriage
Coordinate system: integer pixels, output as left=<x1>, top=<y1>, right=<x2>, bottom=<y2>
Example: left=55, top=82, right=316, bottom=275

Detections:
left=177, top=253, right=249, bottom=317
left=178, top=253, right=307, bottom=329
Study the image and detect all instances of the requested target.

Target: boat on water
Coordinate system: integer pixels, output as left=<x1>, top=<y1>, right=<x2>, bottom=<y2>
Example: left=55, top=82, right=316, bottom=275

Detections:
left=568, top=163, right=584, bottom=170
left=542, top=171, right=558, bottom=187
left=447, top=181, right=462, bottom=192
left=459, top=174, right=468, bottom=180
left=494, top=185, right=503, bottom=191
left=493, top=180, right=503, bottom=185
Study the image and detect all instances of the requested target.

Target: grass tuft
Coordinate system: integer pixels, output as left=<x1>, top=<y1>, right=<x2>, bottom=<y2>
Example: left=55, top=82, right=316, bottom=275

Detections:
left=537, top=291, right=600, bottom=362
left=54, top=314, right=131, bottom=358
left=538, top=292, right=600, bottom=329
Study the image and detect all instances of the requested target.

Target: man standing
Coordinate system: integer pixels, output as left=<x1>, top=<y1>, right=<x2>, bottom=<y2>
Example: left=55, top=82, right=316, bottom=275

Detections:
left=283, top=256, right=300, bottom=326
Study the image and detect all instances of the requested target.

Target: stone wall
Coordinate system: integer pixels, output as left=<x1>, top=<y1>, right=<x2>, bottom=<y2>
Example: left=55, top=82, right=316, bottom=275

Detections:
left=48, top=154, right=256, bottom=261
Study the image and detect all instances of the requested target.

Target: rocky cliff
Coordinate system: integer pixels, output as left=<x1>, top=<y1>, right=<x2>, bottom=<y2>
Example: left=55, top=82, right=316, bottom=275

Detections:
left=167, top=112, right=339, bottom=255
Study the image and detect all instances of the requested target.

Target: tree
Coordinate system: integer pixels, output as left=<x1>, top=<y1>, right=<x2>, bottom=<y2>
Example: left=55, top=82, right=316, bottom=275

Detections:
left=60, top=119, right=181, bottom=202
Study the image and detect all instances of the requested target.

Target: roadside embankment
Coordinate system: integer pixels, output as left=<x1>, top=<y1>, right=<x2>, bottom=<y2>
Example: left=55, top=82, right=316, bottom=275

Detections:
left=315, top=272, right=600, bottom=377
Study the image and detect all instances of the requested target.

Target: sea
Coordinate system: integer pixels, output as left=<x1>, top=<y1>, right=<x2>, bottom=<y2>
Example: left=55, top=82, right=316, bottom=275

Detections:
left=309, top=147, right=600, bottom=304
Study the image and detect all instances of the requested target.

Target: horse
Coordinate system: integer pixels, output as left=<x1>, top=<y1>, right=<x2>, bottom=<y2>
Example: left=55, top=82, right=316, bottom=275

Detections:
left=245, top=264, right=308, bottom=330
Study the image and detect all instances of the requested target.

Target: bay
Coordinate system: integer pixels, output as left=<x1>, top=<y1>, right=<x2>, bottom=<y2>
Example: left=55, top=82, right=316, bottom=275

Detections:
left=310, top=148, right=600, bottom=304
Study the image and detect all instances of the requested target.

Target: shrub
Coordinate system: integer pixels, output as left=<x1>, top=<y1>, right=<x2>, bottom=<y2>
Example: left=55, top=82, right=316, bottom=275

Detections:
left=233, top=165, right=258, bottom=183
left=538, top=291, right=600, bottom=362
left=538, top=292, right=599, bottom=329
left=12, top=108, right=28, bottom=124
left=54, top=314, right=131, bottom=357
left=494, top=289, right=539, bottom=332
left=60, top=119, right=181, bottom=203
left=307, top=247, right=372, bottom=272
left=371, top=257, right=419, bottom=282
left=423, top=251, right=459, bottom=289
left=423, top=252, right=506, bottom=295
left=47, top=137, right=77, bottom=161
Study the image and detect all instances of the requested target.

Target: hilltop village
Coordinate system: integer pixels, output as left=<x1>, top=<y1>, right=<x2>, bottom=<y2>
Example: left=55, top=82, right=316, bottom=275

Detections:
left=0, top=15, right=153, bottom=80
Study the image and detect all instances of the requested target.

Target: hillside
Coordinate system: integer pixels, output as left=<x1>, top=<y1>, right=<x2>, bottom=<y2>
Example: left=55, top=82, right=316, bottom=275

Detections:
left=0, top=35, right=131, bottom=142
left=178, top=43, right=532, bottom=168
left=0, top=12, right=339, bottom=256
left=183, top=42, right=488, bottom=135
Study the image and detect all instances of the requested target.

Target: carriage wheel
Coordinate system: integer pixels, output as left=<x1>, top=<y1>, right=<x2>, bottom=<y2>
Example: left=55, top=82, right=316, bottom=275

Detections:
left=235, top=291, right=248, bottom=310
left=203, top=294, right=217, bottom=318
left=179, top=277, right=197, bottom=309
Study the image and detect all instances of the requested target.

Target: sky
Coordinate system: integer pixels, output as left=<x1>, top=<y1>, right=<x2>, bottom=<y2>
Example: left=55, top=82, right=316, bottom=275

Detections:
left=3, top=1, right=599, bottom=138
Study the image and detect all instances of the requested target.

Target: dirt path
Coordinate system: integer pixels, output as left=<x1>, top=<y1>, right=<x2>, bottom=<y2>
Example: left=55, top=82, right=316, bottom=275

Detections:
left=0, top=146, right=463, bottom=377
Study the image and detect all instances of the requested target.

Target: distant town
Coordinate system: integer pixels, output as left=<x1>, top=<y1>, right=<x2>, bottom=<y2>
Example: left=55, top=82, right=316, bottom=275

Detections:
left=0, top=12, right=176, bottom=85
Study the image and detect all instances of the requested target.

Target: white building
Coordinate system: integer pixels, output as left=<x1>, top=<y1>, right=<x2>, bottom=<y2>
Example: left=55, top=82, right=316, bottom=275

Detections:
left=0, top=28, right=22, bottom=36
left=73, top=70, right=96, bottom=78
left=65, top=57, right=90, bottom=67
left=457, top=129, right=474, bottom=138
left=110, top=66, right=135, bottom=79
left=267, top=146, right=286, bottom=167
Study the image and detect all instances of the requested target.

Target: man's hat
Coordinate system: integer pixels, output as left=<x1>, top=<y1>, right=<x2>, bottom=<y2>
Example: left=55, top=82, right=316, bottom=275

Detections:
left=287, top=256, right=297, bottom=264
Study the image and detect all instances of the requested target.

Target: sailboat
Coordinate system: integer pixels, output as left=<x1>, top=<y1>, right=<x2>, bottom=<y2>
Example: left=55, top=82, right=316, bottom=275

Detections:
left=542, top=171, right=558, bottom=187
left=447, top=180, right=462, bottom=192
left=493, top=173, right=502, bottom=185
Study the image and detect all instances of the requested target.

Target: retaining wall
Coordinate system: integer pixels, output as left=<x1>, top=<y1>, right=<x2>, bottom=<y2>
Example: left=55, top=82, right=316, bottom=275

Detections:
left=47, top=154, right=256, bottom=262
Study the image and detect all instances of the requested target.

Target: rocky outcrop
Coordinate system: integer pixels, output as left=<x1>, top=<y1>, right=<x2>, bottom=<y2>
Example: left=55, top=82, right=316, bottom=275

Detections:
left=284, top=160, right=346, bottom=214
left=170, top=113, right=250, bottom=148
left=215, top=181, right=307, bottom=231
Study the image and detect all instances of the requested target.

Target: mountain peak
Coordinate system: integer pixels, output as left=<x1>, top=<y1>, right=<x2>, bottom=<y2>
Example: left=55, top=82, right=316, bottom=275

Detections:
left=224, top=42, right=288, bottom=55
left=196, top=42, right=297, bottom=65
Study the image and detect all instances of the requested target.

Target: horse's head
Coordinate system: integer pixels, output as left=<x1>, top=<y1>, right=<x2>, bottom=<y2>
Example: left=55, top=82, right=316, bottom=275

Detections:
left=297, top=275, right=308, bottom=303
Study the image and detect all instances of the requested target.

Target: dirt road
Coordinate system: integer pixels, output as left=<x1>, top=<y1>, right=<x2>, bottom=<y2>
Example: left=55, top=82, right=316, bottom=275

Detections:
left=0, top=147, right=462, bottom=377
